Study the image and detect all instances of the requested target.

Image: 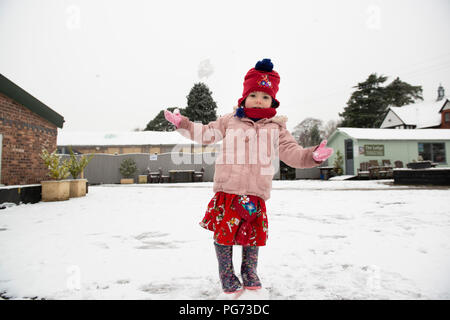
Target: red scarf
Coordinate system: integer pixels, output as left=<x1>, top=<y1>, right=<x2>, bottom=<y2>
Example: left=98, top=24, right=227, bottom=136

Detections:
left=244, top=107, right=277, bottom=119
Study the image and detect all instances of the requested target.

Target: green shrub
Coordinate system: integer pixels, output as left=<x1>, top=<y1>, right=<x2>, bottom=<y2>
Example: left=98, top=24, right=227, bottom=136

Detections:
left=40, top=149, right=70, bottom=180
left=333, top=150, right=344, bottom=176
left=68, top=146, right=94, bottom=179
left=119, top=158, right=137, bottom=179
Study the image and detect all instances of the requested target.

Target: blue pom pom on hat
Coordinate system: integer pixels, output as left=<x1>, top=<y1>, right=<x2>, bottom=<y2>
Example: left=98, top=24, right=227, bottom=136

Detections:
left=255, top=58, right=274, bottom=72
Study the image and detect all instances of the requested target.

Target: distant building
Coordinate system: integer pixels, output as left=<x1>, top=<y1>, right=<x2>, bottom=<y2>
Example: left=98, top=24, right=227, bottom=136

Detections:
left=380, top=85, right=449, bottom=129
left=57, top=131, right=220, bottom=155
left=56, top=131, right=223, bottom=185
left=327, top=128, right=450, bottom=175
left=0, top=74, right=65, bottom=186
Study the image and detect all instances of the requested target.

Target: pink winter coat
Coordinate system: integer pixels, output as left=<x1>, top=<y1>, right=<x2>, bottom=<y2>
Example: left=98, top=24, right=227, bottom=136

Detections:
left=176, top=108, right=322, bottom=200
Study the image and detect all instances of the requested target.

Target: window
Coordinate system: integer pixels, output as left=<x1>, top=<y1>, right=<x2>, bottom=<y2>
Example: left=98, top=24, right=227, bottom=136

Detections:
left=445, top=112, right=450, bottom=123
left=418, top=143, right=446, bottom=163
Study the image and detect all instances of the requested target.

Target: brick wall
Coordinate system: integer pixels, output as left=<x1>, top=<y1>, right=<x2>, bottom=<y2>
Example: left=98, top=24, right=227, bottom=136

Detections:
left=0, top=93, right=58, bottom=185
left=440, top=110, right=450, bottom=129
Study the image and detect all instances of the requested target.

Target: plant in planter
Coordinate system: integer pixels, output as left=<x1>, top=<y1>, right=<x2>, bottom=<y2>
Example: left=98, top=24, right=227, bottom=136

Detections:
left=68, top=146, right=94, bottom=198
left=333, top=150, right=344, bottom=176
left=119, top=158, right=137, bottom=184
left=40, top=148, right=71, bottom=201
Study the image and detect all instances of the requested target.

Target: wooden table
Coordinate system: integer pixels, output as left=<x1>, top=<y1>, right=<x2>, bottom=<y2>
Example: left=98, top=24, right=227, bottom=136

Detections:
left=169, top=170, right=195, bottom=183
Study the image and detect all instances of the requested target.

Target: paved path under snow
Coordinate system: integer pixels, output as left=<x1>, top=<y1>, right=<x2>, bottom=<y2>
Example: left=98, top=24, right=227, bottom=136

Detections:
left=0, top=180, right=449, bottom=299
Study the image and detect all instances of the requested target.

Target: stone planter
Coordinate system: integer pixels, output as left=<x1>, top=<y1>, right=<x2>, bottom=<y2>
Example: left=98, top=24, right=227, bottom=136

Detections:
left=69, top=179, right=88, bottom=198
left=120, top=178, right=134, bottom=184
left=41, top=180, right=71, bottom=202
left=138, top=175, right=148, bottom=184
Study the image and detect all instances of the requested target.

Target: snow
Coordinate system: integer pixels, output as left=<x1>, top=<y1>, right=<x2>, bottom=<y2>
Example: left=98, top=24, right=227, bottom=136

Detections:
left=1, top=180, right=450, bottom=300
left=333, top=127, right=450, bottom=141
left=0, top=184, right=41, bottom=190
left=388, top=98, right=447, bottom=129
left=56, top=130, right=201, bottom=147
left=328, top=175, right=356, bottom=181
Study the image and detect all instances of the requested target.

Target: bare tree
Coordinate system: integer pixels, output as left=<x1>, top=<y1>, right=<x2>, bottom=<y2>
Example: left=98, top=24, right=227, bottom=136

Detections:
left=323, top=119, right=342, bottom=139
left=292, top=118, right=324, bottom=147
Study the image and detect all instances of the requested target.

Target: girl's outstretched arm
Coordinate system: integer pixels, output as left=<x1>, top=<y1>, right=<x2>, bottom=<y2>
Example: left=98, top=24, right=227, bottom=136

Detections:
left=278, top=128, right=332, bottom=168
left=164, top=109, right=232, bottom=145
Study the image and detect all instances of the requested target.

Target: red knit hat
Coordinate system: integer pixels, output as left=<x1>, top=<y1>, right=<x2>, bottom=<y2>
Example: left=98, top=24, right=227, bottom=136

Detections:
left=238, top=58, right=280, bottom=108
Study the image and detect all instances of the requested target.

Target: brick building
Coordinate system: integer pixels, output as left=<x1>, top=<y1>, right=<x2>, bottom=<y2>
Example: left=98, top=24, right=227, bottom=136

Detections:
left=439, top=95, right=450, bottom=129
left=0, top=74, right=65, bottom=186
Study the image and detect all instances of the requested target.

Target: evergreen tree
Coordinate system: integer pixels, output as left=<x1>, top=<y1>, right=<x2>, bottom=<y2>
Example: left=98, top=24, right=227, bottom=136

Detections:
left=339, top=73, right=423, bottom=128
left=119, top=158, right=137, bottom=179
left=384, top=77, right=423, bottom=107
left=184, top=82, right=218, bottom=124
left=145, top=107, right=185, bottom=131
left=339, top=74, right=388, bottom=128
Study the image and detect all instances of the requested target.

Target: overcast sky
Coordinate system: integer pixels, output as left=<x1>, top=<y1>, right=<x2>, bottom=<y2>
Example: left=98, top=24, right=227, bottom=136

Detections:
left=1, top=0, right=449, bottom=133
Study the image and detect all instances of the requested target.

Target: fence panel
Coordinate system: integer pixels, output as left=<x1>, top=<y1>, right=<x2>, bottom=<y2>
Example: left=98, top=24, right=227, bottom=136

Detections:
left=60, top=152, right=321, bottom=184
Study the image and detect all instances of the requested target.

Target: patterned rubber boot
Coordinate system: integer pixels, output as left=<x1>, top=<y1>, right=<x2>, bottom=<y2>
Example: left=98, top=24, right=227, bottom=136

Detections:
left=214, top=242, right=243, bottom=294
left=241, top=246, right=262, bottom=290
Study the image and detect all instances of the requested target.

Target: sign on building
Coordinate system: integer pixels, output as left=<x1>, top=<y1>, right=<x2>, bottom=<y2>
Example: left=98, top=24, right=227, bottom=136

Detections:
left=364, top=144, right=385, bottom=156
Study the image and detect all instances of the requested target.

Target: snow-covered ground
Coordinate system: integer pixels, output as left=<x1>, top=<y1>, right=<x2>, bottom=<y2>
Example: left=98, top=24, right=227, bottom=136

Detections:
left=0, top=180, right=449, bottom=300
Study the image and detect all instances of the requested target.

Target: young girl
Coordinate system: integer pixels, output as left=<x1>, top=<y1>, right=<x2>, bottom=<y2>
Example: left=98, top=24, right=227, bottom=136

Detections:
left=164, top=59, right=333, bottom=295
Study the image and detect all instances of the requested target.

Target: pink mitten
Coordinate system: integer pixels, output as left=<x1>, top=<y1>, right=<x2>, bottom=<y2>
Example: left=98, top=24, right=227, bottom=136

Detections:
left=164, top=109, right=182, bottom=128
left=312, top=140, right=334, bottom=162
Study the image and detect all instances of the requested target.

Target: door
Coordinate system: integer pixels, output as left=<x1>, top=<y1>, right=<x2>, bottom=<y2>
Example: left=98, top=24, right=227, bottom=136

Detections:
left=344, top=139, right=354, bottom=175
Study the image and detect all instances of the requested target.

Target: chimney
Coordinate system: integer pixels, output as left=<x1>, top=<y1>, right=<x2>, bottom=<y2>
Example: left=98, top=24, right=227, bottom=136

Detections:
left=437, top=84, right=445, bottom=101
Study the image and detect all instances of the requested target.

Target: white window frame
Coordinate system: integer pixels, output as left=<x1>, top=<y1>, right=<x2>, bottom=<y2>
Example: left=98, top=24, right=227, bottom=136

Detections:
left=418, top=142, right=447, bottom=164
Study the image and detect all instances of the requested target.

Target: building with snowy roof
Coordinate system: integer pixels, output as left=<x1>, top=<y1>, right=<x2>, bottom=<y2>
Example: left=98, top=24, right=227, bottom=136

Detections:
left=56, top=130, right=223, bottom=184
left=326, top=128, right=450, bottom=175
left=0, top=74, right=65, bottom=186
left=57, top=130, right=220, bottom=155
left=380, top=85, right=450, bottom=129
left=55, top=130, right=223, bottom=184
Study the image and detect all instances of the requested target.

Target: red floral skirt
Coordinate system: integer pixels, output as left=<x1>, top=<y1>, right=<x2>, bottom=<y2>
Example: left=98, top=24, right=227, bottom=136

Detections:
left=199, top=191, right=268, bottom=246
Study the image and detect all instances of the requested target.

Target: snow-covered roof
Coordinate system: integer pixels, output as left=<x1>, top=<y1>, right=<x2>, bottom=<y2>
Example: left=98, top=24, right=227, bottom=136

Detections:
left=386, top=98, right=448, bottom=128
left=57, top=130, right=200, bottom=146
left=330, top=127, right=450, bottom=141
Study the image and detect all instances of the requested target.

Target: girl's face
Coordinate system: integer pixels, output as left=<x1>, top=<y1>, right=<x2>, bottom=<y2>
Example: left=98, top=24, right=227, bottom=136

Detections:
left=244, top=91, right=273, bottom=108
